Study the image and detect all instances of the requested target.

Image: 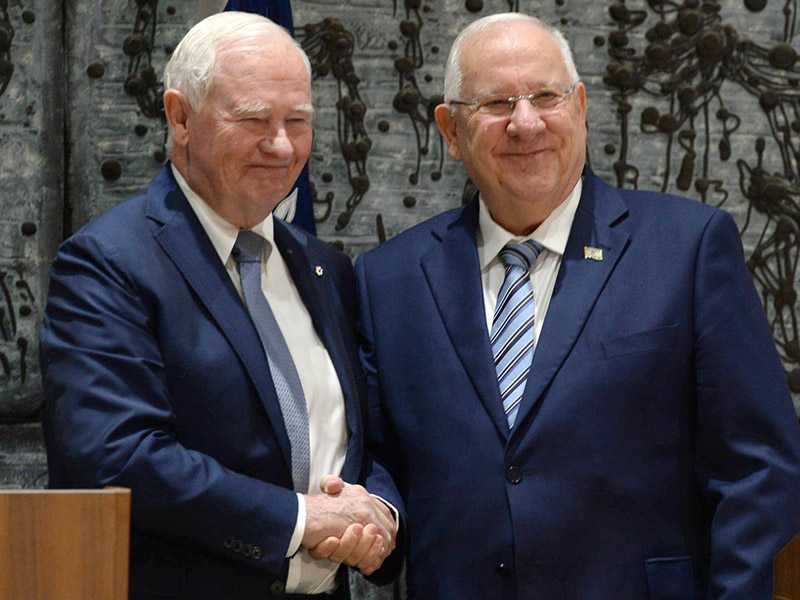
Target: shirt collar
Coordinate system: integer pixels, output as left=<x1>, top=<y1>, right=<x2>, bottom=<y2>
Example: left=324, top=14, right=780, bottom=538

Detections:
left=478, top=177, right=583, bottom=270
left=171, top=163, right=275, bottom=264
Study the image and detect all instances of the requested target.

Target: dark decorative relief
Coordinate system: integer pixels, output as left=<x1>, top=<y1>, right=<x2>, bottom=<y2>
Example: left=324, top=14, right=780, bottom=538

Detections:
left=124, top=0, right=168, bottom=165
left=0, top=0, right=31, bottom=100
left=93, top=0, right=170, bottom=185
left=0, top=1, right=13, bottom=98
left=297, top=18, right=372, bottom=232
left=389, top=1, right=444, bottom=190
left=0, top=2, right=37, bottom=397
left=602, top=0, right=800, bottom=388
left=0, top=269, right=34, bottom=387
left=300, top=0, right=450, bottom=245
left=124, top=1, right=166, bottom=123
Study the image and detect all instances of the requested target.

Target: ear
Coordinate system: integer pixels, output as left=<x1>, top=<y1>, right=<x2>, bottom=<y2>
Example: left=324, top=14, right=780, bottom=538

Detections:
left=163, top=89, right=192, bottom=148
left=575, top=81, right=587, bottom=135
left=434, top=103, right=462, bottom=162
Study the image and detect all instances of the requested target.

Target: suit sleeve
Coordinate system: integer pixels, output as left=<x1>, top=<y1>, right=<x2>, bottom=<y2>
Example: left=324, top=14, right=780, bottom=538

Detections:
left=692, top=209, right=800, bottom=597
left=354, top=253, right=407, bottom=586
left=39, top=231, right=298, bottom=578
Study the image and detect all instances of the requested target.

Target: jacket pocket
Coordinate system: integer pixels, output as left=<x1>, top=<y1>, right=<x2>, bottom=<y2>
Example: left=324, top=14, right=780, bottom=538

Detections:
left=602, top=324, right=679, bottom=359
left=645, top=556, right=702, bottom=600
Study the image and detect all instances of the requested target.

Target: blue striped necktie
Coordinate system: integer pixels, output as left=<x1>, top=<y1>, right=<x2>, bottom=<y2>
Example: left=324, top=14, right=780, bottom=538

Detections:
left=491, top=240, right=543, bottom=429
left=232, top=230, right=310, bottom=492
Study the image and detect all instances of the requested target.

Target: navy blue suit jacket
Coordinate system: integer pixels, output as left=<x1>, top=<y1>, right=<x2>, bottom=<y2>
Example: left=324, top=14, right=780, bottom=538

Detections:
left=40, top=166, right=400, bottom=599
left=356, top=168, right=800, bottom=600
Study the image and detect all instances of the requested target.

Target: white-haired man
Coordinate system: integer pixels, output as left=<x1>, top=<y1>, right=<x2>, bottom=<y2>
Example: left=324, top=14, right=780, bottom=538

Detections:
left=356, top=12, right=800, bottom=599
left=40, top=12, right=400, bottom=600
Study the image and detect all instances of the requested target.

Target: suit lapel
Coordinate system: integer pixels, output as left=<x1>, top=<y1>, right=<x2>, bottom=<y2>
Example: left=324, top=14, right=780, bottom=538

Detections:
left=146, top=166, right=293, bottom=474
left=274, top=221, right=363, bottom=483
left=420, top=200, right=510, bottom=441
left=511, top=171, right=631, bottom=435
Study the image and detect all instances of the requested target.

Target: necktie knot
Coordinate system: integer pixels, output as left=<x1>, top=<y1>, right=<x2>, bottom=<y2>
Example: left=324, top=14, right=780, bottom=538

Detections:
left=232, top=230, right=265, bottom=264
left=499, top=240, right=543, bottom=272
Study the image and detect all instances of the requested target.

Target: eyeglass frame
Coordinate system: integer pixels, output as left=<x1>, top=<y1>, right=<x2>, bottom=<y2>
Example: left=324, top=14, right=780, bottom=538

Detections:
left=448, top=85, right=577, bottom=117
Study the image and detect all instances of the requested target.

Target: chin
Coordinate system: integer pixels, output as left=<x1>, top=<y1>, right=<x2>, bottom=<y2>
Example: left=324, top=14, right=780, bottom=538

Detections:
left=503, top=177, right=554, bottom=199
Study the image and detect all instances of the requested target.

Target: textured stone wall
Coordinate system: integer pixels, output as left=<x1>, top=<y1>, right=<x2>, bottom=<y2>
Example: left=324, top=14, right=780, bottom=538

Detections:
left=0, top=0, right=62, bottom=486
left=1, top=0, right=799, bottom=596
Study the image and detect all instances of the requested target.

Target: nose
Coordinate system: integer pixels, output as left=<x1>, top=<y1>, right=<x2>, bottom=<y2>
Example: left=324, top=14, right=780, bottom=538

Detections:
left=259, top=125, right=294, bottom=159
left=506, top=99, right=546, bottom=139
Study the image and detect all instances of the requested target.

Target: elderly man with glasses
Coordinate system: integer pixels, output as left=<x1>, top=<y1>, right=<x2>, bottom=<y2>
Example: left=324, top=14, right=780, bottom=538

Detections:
left=354, top=12, right=800, bottom=600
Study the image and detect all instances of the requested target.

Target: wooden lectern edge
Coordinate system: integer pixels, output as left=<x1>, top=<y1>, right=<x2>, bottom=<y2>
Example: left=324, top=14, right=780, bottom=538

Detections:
left=0, top=486, right=133, bottom=600
left=774, top=530, right=800, bottom=600
left=111, top=487, right=132, bottom=600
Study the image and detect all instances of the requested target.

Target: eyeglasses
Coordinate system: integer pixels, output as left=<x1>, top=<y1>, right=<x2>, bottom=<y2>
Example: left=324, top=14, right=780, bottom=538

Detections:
left=449, top=86, right=576, bottom=118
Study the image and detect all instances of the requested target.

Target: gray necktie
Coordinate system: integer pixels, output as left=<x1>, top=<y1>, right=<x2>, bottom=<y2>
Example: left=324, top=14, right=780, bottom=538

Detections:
left=232, top=230, right=310, bottom=492
left=490, top=240, right=543, bottom=428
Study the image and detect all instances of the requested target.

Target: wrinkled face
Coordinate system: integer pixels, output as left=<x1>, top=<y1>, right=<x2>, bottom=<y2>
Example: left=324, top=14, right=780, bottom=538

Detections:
left=436, top=22, right=587, bottom=233
left=183, top=32, right=313, bottom=226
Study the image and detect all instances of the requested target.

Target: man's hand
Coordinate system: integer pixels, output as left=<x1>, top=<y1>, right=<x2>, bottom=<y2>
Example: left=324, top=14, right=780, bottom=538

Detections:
left=303, top=475, right=396, bottom=574
left=309, top=522, right=386, bottom=575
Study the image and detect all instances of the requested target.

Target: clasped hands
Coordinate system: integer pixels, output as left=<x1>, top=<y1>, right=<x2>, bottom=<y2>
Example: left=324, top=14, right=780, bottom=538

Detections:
left=302, top=475, right=396, bottom=575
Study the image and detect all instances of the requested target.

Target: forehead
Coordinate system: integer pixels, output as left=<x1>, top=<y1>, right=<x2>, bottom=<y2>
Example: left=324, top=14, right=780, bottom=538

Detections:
left=210, top=33, right=310, bottom=99
left=459, top=22, right=570, bottom=94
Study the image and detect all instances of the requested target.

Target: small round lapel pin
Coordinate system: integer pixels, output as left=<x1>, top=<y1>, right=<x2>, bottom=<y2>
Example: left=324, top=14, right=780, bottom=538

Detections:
left=314, top=265, right=324, bottom=277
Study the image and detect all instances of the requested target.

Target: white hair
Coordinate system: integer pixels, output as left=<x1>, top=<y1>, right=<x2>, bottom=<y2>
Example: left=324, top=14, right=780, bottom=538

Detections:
left=163, top=11, right=312, bottom=114
left=442, top=12, right=580, bottom=103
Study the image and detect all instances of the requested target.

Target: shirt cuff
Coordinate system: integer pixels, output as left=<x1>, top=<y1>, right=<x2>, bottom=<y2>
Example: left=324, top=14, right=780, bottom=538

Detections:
left=371, top=494, right=399, bottom=524
left=286, top=493, right=306, bottom=558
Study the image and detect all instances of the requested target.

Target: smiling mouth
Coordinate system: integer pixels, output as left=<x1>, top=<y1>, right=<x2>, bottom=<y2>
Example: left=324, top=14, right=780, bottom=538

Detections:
left=502, top=149, right=551, bottom=157
left=248, top=164, right=291, bottom=172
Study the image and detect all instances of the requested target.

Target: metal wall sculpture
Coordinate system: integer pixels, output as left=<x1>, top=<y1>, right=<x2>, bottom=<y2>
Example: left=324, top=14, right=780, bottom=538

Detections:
left=299, top=18, right=372, bottom=240
left=600, top=0, right=800, bottom=392
left=1, top=0, right=799, bottom=482
left=0, top=270, right=32, bottom=388
left=0, top=1, right=16, bottom=97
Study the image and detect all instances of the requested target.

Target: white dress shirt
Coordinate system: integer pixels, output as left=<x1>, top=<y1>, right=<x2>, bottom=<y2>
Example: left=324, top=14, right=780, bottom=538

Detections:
left=173, top=165, right=347, bottom=594
left=478, top=178, right=583, bottom=343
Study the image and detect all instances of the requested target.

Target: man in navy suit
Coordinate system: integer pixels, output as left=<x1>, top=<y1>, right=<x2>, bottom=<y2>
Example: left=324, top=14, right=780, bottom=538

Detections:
left=40, top=12, right=399, bottom=600
left=356, top=12, right=800, bottom=599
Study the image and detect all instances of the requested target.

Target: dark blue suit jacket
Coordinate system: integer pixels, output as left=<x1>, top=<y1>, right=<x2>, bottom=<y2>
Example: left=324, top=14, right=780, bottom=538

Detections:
left=40, top=166, right=400, bottom=599
left=356, top=167, right=800, bottom=600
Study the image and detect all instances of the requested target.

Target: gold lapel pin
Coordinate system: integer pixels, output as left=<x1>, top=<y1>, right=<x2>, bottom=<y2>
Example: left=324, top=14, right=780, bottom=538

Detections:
left=583, top=246, right=603, bottom=261
left=314, top=265, right=324, bottom=277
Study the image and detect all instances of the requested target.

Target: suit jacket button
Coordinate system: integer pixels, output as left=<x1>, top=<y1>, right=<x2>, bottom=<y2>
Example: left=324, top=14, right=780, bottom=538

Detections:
left=251, top=546, right=262, bottom=560
left=223, top=536, right=235, bottom=549
left=270, top=580, right=285, bottom=596
left=243, top=543, right=253, bottom=557
left=232, top=538, right=243, bottom=553
left=506, top=466, right=522, bottom=484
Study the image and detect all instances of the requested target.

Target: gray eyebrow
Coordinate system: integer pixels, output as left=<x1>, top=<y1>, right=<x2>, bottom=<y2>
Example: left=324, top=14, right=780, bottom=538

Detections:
left=233, top=102, right=313, bottom=117
left=233, top=102, right=273, bottom=115
left=293, top=103, right=314, bottom=115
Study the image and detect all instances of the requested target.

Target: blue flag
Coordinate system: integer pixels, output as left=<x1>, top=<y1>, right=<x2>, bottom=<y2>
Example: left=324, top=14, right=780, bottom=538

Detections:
left=224, top=0, right=317, bottom=235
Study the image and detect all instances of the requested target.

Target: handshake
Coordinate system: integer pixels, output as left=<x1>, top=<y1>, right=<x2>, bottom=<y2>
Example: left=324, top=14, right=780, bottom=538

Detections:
left=302, top=475, right=397, bottom=576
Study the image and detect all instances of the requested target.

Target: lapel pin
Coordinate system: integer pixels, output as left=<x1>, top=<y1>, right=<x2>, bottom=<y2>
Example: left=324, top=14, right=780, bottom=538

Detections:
left=583, top=246, right=603, bottom=261
left=314, top=265, right=324, bottom=277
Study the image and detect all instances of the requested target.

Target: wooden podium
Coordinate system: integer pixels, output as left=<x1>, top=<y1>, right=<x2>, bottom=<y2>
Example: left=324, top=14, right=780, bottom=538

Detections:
left=776, top=531, right=800, bottom=600
left=0, top=488, right=130, bottom=600
left=772, top=533, right=800, bottom=600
